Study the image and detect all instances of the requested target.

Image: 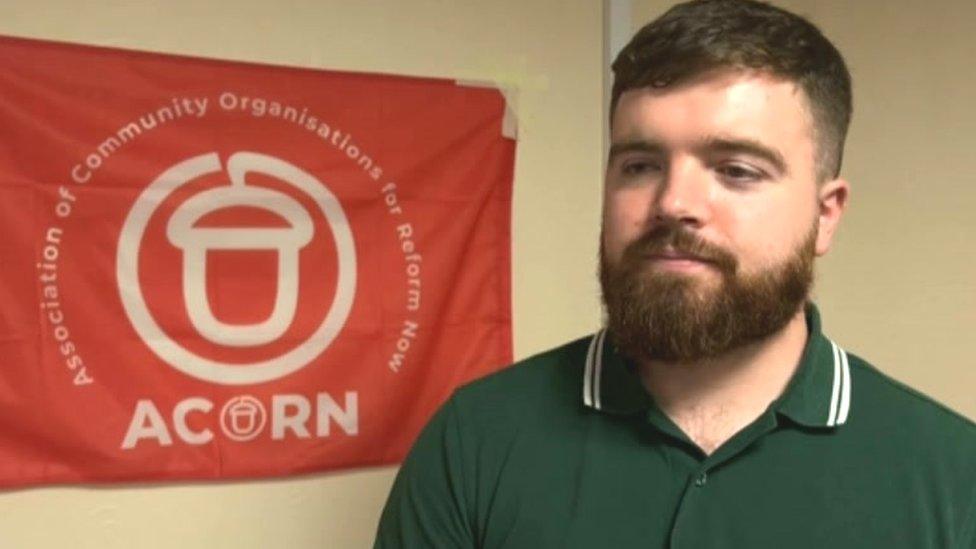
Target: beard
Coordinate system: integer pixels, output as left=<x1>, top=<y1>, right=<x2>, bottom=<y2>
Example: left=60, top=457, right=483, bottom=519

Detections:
left=599, top=220, right=816, bottom=364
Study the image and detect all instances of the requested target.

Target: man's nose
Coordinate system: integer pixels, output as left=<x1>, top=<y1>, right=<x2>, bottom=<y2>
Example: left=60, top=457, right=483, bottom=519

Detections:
left=652, top=158, right=711, bottom=228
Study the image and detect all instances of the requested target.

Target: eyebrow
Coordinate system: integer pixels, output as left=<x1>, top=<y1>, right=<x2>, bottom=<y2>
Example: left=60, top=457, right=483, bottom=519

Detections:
left=607, top=136, right=789, bottom=177
left=607, top=140, right=667, bottom=164
left=697, top=136, right=789, bottom=176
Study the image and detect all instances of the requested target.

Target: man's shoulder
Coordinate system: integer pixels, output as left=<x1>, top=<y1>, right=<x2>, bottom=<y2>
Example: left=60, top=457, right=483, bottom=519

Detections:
left=846, top=350, right=976, bottom=450
left=448, top=334, right=594, bottom=425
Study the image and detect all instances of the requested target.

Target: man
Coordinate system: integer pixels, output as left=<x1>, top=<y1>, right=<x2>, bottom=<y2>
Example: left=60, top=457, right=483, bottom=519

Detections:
left=375, top=0, right=976, bottom=547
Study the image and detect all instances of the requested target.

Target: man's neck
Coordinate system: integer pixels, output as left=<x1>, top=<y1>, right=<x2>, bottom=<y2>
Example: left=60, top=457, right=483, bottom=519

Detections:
left=637, top=307, right=809, bottom=456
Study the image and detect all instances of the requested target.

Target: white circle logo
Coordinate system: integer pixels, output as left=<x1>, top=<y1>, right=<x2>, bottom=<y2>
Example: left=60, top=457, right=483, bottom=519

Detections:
left=220, top=395, right=267, bottom=441
left=117, top=151, right=356, bottom=385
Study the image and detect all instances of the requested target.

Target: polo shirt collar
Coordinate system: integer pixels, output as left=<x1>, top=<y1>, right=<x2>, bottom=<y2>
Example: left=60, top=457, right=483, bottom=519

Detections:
left=582, top=303, right=853, bottom=428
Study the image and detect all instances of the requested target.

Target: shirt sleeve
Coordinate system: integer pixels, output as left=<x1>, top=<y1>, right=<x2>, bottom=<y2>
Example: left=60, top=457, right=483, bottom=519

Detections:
left=374, top=395, right=476, bottom=549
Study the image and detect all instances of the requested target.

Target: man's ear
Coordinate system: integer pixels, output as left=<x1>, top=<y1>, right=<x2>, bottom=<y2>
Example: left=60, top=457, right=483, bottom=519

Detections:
left=815, top=177, right=849, bottom=256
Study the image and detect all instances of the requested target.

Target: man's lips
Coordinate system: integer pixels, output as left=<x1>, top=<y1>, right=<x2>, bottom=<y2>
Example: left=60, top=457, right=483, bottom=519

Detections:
left=643, top=251, right=713, bottom=263
left=641, top=251, right=717, bottom=269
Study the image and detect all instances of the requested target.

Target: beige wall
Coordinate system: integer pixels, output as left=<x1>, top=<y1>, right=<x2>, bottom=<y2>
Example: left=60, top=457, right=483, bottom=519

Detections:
left=0, top=2, right=604, bottom=548
left=632, top=0, right=976, bottom=420
left=2, top=0, right=974, bottom=547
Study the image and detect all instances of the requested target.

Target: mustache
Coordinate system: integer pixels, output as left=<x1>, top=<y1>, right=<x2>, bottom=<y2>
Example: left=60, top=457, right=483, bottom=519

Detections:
left=622, top=221, right=737, bottom=273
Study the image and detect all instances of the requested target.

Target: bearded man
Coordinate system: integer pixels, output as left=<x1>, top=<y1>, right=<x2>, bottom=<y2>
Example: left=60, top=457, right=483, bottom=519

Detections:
left=375, top=1, right=976, bottom=547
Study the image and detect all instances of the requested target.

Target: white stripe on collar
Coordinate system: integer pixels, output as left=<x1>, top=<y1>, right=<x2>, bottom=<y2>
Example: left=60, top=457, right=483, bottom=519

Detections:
left=836, top=344, right=852, bottom=424
left=583, top=330, right=606, bottom=410
left=827, top=339, right=852, bottom=426
left=594, top=330, right=607, bottom=410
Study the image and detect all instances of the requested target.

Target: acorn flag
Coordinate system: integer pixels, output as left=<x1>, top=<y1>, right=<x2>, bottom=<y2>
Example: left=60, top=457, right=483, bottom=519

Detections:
left=0, top=35, right=514, bottom=487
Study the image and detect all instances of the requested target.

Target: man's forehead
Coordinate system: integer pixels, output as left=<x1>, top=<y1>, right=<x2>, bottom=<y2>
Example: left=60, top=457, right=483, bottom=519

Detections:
left=609, top=70, right=816, bottom=166
left=611, top=69, right=812, bottom=133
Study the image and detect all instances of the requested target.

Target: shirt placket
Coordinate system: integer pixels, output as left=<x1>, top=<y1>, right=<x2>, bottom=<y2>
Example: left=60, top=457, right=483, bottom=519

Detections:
left=644, top=409, right=779, bottom=549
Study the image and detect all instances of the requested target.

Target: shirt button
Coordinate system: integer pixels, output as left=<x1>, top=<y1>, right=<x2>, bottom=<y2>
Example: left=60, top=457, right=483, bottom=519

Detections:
left=694, top=472, right=708, bottom=487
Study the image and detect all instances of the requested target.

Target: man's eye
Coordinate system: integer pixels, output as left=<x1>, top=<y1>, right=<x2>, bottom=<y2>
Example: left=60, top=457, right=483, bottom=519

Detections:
left=717, top=164, right=764, bottom=182
left=621, top=161, right=662, bottom=177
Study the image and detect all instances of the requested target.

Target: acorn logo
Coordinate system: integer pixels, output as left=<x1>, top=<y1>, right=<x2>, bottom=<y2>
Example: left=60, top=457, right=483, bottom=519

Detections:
left=117, top=152, right=356, bottom=385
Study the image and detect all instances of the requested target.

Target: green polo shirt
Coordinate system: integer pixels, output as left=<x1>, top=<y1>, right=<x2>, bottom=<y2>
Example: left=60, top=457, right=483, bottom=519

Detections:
left=375, top=304, right=976, bottom=548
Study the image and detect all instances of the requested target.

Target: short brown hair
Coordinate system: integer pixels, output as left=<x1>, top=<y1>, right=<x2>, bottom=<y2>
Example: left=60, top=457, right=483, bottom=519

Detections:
left=611, top=0, right=852, bottom=181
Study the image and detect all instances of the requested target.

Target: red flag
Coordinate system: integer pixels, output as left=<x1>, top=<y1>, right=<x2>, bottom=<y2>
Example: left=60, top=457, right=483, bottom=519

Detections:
left=0, top=35, right=514, bottom=487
